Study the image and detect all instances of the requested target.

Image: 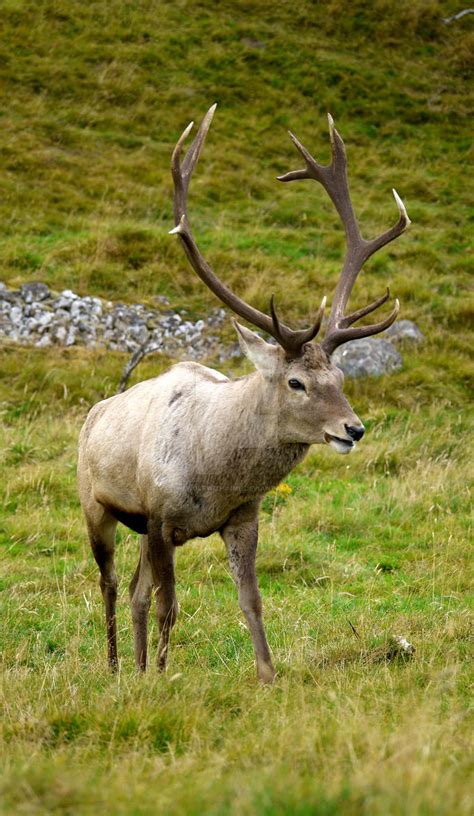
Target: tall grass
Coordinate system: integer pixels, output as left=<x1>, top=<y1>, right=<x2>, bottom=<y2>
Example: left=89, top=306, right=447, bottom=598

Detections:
left=0, top=2, right=472, bottom=814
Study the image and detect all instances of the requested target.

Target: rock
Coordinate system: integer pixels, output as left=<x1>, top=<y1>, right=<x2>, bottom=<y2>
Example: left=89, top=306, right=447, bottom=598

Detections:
left=53, top=325, right=68, bottom=344
left=208, top=308, right=227, bottom=327
left=385, top=319, right=424, bottom=345
left=61, top=289, right=78, bottom=300
left=70, top=300, right=85, bottom=318
left=332, top=338, right=403, bottom=378
left=54, top=308, right=71, bottom=321
left=9, top=305, right=23, bottom=326
left=35, top=334, right=53, bottom=348
left=0, top=288, right=17, bottom=302
left=53, top=290, right=79, bottom=310
left=37, top=311, right=53, bottom=327
left=84, top=296, right=102, bottom=317
left=0, top=281, right=412, bottom=374
left=219, top=341, right=242, bottom=362
left=20, top=282, right=50, bottom=303
left=65, top=327, right=77, bottom=346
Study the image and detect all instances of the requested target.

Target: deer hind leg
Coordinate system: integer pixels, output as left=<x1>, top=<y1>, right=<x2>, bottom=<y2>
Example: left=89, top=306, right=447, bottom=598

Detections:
left=86, top=507, right=119, bottom=670
left=220, top=503, right=275, bottom=684
left=147, top=519, right=178, bottom=671
left=129, top=534, right=153, bottom=671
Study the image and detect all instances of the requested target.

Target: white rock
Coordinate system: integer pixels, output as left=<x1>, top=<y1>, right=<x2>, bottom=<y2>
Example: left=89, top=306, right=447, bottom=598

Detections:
left=35, top=335, right=53, bottom=347
left=332, top=338, right=403, bottom=379
left=10, top=306, right=23, bottom=325
left=54, top=326, right=67, bottom=343
left=385, top=319, right=424, bottom=345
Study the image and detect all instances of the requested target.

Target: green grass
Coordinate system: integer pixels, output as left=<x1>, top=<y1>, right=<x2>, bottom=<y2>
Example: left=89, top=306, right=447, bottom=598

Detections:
left=0, top=1, right=473, bottom=814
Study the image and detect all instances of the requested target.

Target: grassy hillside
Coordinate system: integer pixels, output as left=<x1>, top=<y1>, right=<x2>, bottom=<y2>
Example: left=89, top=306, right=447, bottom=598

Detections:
left=0, top=2, right=473, bottom=814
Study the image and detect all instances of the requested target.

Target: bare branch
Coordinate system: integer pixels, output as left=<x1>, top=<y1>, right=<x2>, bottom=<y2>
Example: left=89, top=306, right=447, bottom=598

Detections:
left=443, top=8, right=474, bottom=23
left=117, top=341, right=160, bottom=393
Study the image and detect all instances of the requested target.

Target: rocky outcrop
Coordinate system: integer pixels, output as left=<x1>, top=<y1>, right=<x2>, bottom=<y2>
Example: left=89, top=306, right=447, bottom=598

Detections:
left=0, top=281, right=423, bottom=377
left=0, top=281, right=227, bottom=360
left=332, top=337, right=403, bottom=379
left=385, top=319, right=425, bottom=345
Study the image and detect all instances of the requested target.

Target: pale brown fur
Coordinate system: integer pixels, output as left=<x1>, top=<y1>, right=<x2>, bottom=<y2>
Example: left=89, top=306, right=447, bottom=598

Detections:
left=78, top=327, right=363, bottom=681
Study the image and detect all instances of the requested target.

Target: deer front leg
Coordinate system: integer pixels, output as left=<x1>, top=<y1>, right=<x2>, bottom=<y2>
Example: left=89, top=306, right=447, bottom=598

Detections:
left=147, top=519, right=178, bottom=671
left=221, top=503, right=275, bottom=684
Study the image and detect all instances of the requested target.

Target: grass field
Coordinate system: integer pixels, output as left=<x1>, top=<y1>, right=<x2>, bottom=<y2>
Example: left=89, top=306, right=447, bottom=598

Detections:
left=0, top=2, right=473, bottom=814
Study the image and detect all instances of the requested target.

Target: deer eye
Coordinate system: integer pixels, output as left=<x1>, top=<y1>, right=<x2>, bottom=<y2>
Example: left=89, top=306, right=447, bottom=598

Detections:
left=288, top=378, right=306, bottom=391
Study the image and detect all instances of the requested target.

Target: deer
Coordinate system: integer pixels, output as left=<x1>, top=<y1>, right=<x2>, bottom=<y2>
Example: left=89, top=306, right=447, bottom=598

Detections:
left=77, top=104, right=410, bottom=683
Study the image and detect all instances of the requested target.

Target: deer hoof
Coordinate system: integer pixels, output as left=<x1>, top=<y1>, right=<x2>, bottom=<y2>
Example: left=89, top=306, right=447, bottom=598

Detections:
left=257, top=661, right=276, bottom=684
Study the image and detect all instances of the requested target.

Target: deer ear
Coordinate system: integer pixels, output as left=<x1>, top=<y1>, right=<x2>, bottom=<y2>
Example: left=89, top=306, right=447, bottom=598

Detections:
left=233, top=320, right=280, bottom=378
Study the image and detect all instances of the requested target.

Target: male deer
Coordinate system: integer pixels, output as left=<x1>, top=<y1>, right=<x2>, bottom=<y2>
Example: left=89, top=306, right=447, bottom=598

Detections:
left=78, top=105, right=410, bottom=682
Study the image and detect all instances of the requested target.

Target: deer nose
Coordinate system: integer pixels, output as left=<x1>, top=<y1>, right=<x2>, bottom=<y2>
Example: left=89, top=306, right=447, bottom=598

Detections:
left=345, top=423, right=365, bottom=441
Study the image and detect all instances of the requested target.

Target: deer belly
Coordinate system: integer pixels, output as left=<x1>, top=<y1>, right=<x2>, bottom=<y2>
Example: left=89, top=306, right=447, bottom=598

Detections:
left=163, top=492, right=247, bottom=542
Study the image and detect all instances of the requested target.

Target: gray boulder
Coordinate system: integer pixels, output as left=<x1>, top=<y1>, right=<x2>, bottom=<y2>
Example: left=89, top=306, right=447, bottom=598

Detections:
left=332, top=338, right=403, bottom=379
left=385, top=319, right=424, bottom=345
left=20, top=282, right=50, bottom=303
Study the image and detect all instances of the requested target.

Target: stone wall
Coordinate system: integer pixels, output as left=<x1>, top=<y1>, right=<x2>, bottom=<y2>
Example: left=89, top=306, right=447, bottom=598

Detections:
left=0, top=281, right=424, bottom=377
left=0, top=281, right=228, bottom=360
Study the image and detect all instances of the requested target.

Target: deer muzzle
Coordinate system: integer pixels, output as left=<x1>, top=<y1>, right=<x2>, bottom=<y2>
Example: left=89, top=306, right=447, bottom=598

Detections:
left=324, top=423, right=365, bottom=454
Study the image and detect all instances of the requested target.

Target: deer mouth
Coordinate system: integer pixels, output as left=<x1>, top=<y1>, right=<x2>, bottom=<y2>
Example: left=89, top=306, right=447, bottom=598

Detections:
left=324, top=432, right=354, bottom=454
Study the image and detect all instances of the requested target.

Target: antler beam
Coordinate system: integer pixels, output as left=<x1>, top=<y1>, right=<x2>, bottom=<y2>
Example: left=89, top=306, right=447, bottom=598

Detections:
left=170, top=104, right=326, bottom=358
left=278, top=114, right=410, bottom=356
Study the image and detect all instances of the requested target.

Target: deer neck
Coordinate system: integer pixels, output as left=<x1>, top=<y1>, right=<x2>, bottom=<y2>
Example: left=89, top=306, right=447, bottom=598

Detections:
left=211, top=372, right=278, bottom=440
left=204, top=372, right=308, bottom=491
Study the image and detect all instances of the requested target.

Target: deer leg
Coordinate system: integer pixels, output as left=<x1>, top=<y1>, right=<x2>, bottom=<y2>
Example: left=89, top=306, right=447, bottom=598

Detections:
left=129, top=534, right=153, bottom=671
left=147, top=519, right=178, bottom=671
left=87, top=509, right=119, bottom=670
left=221, top=503, right=275, bottom=684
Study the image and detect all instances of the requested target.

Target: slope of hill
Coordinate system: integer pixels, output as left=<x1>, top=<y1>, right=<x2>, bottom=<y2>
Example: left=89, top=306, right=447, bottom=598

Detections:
left=0, top=3, right=472, bottom=814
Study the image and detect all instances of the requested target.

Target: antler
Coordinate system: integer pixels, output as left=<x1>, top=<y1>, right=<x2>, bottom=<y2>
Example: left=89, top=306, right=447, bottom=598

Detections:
left=169, top=104, right=326, bottom=358
left=278, top=114, right=410, bottom=356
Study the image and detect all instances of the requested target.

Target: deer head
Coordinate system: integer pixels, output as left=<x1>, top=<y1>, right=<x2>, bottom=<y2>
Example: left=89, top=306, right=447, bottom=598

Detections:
left=170, top=105, right=410, bottom=453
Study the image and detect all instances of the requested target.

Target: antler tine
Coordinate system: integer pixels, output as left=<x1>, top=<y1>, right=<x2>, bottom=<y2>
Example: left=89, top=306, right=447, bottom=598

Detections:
left=277, top=132, right=323, bottom=183
left=278, top=114, right=360, bottom=244
left=270, top=294, right=327, bottom=356
left=300, top=294, right=327, bottom=344
left=278, top=113, right=410, bottom=355
left=269, top=294, right=284, bottom=342
left=171, top=103, right=217, bottom=226
left=339, top=288, right=390, bottom=328
left=322, top=298, right=400, bottom=357
left=170, top=105, right=326, bottom=357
